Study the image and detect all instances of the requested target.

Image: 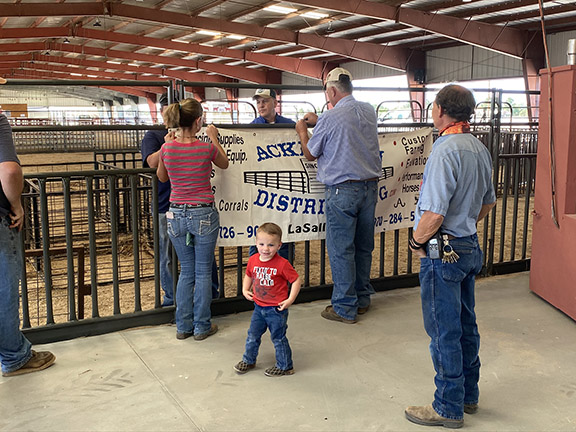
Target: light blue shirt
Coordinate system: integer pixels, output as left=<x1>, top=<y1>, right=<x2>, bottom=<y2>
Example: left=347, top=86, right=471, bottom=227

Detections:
left=415, top=133, right=496, bottom=237
left=306, top=95, right=381, bottom=186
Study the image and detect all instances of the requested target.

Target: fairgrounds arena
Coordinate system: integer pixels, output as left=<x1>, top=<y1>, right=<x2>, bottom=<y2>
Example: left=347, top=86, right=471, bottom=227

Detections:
left=12, top=83, right=535, bottom=344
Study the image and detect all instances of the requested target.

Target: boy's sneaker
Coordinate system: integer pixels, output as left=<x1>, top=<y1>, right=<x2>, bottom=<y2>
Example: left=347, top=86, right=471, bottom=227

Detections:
left=234, top=361, right=255, bottom=374
left=264, top=366, right=294, bottom=377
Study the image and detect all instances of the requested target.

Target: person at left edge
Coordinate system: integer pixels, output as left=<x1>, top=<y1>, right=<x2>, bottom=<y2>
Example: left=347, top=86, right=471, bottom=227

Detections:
left=1, top=75, right=56, bottom=377
left=157, top=98, right=229, bottom=341
left=141, top=93, right=219, bottom=306
left=249, top=88, right=295, bottom=262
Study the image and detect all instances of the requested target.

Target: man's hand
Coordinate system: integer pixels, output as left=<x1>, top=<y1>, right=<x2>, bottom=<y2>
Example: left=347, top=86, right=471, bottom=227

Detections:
left=295, top=119, right=308, bottom=135
left=9, top=203, right=24, bottom=231
left=410, top=245, right=427, bottom=259
left=302, top=112, right=318, bottom=127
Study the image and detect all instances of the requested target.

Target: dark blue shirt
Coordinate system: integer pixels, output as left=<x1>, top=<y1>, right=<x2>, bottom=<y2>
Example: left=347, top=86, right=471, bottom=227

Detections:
left=141, top=129, right=171, bottom=213
left=251, top=114, right=295, bottom=124
left=0, top=114, right=20, bottom=217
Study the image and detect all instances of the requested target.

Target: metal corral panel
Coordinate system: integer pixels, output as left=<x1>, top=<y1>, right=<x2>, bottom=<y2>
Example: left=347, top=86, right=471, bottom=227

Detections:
left=548, top=31, right=576, bottom=67
left=427, top=46, right=522, bottom=83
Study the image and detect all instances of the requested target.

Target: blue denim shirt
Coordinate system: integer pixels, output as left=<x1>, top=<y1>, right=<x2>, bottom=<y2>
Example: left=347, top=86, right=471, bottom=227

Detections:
left=415, top=133, right=496, bottom=237
left=306, top=95, right=381, bottom=186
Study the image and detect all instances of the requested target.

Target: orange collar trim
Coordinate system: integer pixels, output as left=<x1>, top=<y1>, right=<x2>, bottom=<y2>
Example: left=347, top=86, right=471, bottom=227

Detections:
left=439, top=121, right=471, bottom=136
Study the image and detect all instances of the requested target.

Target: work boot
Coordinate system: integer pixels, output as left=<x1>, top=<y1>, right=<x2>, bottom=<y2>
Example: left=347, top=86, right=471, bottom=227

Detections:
left=2, top=351, right=56, bottom=377
left=405, top=404, right=463, bottom=429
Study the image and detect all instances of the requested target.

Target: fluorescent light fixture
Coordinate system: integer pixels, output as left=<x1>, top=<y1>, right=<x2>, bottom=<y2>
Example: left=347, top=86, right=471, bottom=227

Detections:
left=264, top=5, right=297, bottom=14
left=197, top=30, right=221, bottom=36
left=171, top=38, right=189, bottom=43
left=227, top=34, right=245, bottom=40
left=128, top=63, right=140, bottom=67
left=70, top=73, right=82, bottom=76
left=106, top=60, right=121, bottom=64
left=87, top=75, right=98, bottom=78
left=462, top=0, right=472, bottom=2
left=301, top=11, right=329, bottom=19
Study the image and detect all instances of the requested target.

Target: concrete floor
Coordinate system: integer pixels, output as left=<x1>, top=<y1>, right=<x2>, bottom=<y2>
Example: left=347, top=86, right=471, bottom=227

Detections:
left=1, top=272, right=576, bottom=432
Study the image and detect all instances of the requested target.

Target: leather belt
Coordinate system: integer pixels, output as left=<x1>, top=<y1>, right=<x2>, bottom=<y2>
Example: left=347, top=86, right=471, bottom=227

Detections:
left=342, top=177, right=379, bottom=184
left=170, top=202, right=212, bottom=209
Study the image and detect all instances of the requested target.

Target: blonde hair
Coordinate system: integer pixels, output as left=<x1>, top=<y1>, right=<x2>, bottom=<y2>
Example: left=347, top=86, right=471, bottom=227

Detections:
left=162, top=98, right=203, bottom=128
left=257, top=222, right=282, bottom=241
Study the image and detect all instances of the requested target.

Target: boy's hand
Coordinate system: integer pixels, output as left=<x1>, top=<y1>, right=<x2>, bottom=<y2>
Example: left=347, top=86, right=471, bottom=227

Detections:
left=277, top=298, right=294, bottom=311
left=243, top=290, right=254, bottom=301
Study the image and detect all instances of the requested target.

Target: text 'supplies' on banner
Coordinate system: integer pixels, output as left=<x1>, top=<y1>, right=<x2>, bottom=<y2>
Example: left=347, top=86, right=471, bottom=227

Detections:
left=200, top=127, right=433, bottom=247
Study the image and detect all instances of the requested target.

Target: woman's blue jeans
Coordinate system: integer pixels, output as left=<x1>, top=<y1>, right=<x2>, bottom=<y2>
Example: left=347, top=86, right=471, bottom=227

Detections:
left=419, top=234, right=483, bottom=420
left=167, top=205, right=219, bottom=335
left=243, top=304, right=293, bottom=370
left=325, top=180, right=377, bottom=320
left=0, top=216, right=32, bottom=374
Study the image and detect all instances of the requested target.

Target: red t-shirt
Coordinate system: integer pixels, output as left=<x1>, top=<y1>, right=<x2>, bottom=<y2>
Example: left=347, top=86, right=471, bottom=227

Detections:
left=246, top=253, right=299, bottom=307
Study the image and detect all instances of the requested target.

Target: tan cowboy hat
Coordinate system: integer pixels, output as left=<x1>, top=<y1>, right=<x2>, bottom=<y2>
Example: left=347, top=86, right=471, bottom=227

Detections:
left=0, top=76, right=6, bottom=84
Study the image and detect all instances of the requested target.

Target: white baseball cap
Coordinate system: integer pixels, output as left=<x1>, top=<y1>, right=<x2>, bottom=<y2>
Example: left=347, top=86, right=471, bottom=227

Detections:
left=253, top=88, right=277, bottom=99
left=325, top=67, right=352, bottom=84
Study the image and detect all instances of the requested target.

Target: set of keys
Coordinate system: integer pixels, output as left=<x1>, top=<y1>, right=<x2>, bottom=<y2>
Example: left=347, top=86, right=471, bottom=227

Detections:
left=441, top=234, right=460, bottom=263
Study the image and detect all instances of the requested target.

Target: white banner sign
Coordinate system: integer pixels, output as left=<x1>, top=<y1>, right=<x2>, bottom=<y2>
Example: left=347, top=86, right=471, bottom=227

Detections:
left=200, top=127, right=433, bottom=247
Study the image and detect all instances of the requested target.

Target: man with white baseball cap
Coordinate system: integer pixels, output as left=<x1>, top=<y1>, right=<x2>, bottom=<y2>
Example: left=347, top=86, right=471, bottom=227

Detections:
left=296, top=67, right=381, bottom=325
left=0, top=75, right=57, bottom=376
left=251, top=88, right=295, bottom=125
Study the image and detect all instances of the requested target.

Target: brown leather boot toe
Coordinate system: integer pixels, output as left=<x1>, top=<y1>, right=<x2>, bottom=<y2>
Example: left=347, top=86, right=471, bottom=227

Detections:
left=405, top=404, right=463, bottom=429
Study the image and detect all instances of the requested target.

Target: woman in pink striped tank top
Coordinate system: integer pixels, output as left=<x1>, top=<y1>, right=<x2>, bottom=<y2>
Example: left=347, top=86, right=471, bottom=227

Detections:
left=157, top=98, right=229, bottom=341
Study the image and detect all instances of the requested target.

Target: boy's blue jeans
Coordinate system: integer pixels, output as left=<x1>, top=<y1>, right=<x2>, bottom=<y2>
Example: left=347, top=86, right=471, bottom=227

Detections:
left=419, top=234, right=483, bottom=420
left=243, top=304, right=293, bottom=370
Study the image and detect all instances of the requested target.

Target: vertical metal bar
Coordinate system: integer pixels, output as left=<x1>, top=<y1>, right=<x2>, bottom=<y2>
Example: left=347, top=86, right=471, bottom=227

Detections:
left=218, top=246, right=225, bottom=298
left=108, top=174, right=121, bottom=314
left=379, top=232, right=385, bottom=277
left=510, top=157, right=521, bottom=260
left=62, top=177, right=77, bottom=321
left=151, top=176, right=161, bottom=308
left=320, top=239, right=326, bottom=285
left=487, top=88, right=502, bottom=275
left=86, top=176, right=100, bottom=317
left=393, top=230, right=400, bottom=275
left=498, top=160, right=510, bottom=262
left=521, top=157, right=533, bottom=259
left=236, top=247, right=243, bottom=296
left=407, top=227, right=413, bottom=274
left=304, top=240, right=310, bottom=287
left=130, top=174, right=142, bottom=312
left=39, top=179, right=55, bottom=324
left=20, top=229, right=31, bottom=329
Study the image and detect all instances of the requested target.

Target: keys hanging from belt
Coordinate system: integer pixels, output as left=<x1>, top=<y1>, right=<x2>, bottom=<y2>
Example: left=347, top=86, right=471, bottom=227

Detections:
left=441, top=234, right=460, bottom=264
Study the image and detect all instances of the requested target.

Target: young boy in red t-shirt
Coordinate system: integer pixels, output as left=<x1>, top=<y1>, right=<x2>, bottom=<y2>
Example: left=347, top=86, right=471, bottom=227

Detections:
left=234, top=223, right=301, bottom=377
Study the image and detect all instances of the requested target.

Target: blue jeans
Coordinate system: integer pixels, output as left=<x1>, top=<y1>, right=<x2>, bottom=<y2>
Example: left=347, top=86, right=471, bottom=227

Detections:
left=167, top=205, right=219, bottom=335
left=419, top=234, right=483, bottom=420
left=325, top=181, right=377, bottom=320
left=0, top=216, right=32, bottom=374
left=158, top=213, right=174, bottom=306
left=162, top=212, right=220, bottom=304
left=243, top=304, right=293, bottom=370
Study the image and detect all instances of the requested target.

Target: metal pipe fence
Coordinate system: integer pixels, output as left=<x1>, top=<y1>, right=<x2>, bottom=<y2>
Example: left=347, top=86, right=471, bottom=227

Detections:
left=19, top=126, right=534, bottom=344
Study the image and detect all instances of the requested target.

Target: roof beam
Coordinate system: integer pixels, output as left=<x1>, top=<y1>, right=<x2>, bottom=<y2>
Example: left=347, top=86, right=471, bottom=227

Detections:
left=0, top=27, right=326, bottom=80
left=288, top=0, right=529, bottom=58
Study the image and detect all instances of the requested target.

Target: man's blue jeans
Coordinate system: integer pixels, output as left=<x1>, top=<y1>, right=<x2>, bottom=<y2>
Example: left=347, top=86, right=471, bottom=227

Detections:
left=419, top=234, right=483, bottom=420
left=158, top=212, right=174, bottom=306
left=0, top=216, right=32, bottom=374
left=325, top=180, right=377, bottom=320
left=243, top=304, right=293, bottom=370
left=167, top=205, right=219, bottom=335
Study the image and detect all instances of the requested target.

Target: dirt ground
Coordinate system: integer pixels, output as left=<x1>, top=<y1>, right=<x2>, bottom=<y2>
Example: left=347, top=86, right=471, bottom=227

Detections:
left=19, top=152, right=533, bottom=325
